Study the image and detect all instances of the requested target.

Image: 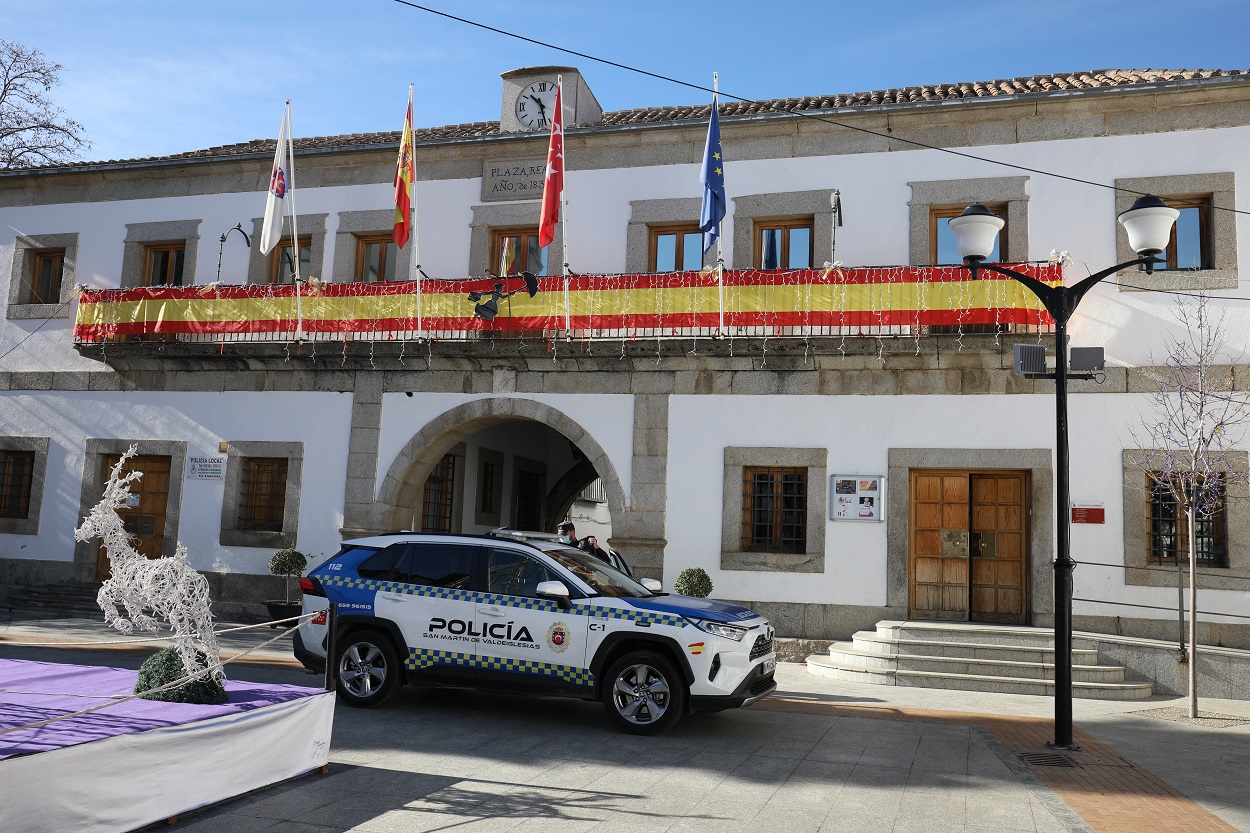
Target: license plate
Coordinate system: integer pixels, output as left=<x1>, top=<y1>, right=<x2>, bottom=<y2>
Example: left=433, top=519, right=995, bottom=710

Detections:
left=763, top=657, right=776, bottom=673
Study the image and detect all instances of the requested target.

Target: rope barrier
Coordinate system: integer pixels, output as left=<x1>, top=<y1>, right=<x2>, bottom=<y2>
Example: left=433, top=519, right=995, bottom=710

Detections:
left=0, top=618, right=316, bottom=738
left=0, top=613, right=316, bottom=649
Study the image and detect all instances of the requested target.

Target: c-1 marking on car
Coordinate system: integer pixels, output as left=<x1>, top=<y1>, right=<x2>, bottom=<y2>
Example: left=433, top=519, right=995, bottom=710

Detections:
left=589, top=622, right=606, bottom=631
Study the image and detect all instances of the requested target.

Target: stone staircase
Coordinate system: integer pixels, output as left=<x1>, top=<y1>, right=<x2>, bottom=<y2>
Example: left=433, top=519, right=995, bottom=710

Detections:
left=806, top=620, right=1154, bottom=700
left=1, top=581, right=102, bottom=618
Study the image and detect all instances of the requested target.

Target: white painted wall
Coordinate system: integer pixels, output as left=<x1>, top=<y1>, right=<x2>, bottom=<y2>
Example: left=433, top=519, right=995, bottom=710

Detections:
left=0, top=391, right=352, bottom=574
left=4, top=125, right=1249, bottom=371
left=665, top=392, right=1250, bottom=623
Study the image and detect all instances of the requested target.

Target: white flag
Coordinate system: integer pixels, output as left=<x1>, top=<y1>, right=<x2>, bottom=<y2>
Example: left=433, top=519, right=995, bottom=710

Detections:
left=260, top=107, right=291, bottom=255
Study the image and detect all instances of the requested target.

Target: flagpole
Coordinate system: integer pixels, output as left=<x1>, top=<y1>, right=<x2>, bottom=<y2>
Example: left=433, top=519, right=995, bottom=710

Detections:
left=558, top=76, right=571, bottom=336
left=407, top=83, right=423, bottom=340
left=284, top=101, right=304, bottom=341
left=713, top=73, right=724, bottom=337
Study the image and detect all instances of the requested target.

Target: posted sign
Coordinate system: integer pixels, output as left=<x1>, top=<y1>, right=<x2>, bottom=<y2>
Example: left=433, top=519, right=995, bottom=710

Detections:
left=187, top=456, right=225, bottom=480
left=1071, top=503, right=1105, bottom=524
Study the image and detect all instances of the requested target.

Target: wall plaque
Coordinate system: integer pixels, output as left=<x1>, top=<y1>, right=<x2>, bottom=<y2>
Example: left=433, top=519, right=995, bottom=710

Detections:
left=482, top=159, right=547, bottom=202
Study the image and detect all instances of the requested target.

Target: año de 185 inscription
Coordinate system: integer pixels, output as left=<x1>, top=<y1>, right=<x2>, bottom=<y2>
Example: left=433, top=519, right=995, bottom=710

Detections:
left=482, top=159, right=546, bottom=202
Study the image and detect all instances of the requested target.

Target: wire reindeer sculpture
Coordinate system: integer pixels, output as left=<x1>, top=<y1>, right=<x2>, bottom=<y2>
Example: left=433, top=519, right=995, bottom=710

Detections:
left=74, top=446, right=223, bottom=681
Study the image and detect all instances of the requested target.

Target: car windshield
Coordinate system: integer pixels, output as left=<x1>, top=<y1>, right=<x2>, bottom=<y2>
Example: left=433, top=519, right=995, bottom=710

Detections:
left=545, top=547, right=652, bottom=598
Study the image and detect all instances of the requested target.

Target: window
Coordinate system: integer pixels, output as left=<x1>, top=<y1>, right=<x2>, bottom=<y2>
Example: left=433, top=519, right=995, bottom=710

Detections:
left=358, top=543, right=408, bottom=580
left=1114, top=174, right=1236, bottom=291
left=0, top=450, right=35, bottom=519
left=1146, top=474, right=1228, bottom=568
left=1147, top=197, right=1211, bottom=272
left=474, top=448, right=504, bottom=527
left=422, top=453, right=457, bottom=533
left=144, top=244, right=185, bottom=287
left=271, top=236, right=312, bottom=284
left=757, top=221, right=812, bottom=269
left=492, top=230, right=548, bottom=276
left=26, top=250, right=65, bottom=305
left=480, top=461, right=497, bottom=514
left=650, top=226, right=704, bottom=272
left=513, top=467, right=544, bottom=530
left=219, top=441, right=301, bottom=548
left=741, top=466, right=807, bottom=553
left=8, top=233, right=77, bottom=319
left=239, top=457, right=289, bottom=532
left=721, top=447, right=826, bottom=572
left=486, top=548, right=555, bottom=597
left=356, top=235, right=398, bottom=282
left=395, top=543, right=476, bottom=589
left=931, top=205, right=1007, bottom=265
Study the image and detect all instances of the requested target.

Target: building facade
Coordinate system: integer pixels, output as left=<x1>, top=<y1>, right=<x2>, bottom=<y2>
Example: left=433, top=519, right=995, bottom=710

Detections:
left=2, top=67, right=1249, bottom=646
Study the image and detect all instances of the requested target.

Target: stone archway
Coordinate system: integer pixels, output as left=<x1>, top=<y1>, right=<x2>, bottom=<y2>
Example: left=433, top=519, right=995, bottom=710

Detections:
left=376, top=397, right=627, bottom=539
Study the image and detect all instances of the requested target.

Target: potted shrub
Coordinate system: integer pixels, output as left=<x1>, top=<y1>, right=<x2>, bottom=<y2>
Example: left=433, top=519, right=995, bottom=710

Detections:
left=265, top=548, right=307, bottom=626
left=674, top=567, right=713, bottom=598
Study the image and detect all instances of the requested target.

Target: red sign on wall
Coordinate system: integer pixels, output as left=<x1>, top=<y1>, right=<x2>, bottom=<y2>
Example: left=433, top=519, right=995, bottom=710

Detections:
left=1071, top=504, right=1105, bottom=524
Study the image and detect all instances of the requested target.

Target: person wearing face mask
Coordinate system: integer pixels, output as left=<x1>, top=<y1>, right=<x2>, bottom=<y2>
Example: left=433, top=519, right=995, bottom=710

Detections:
left=557, top=520, right=578, bottom=546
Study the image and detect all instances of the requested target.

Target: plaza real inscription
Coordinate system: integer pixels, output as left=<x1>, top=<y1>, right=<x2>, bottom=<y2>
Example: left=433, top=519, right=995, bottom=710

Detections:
left=482, top=158, right=546, bottom=202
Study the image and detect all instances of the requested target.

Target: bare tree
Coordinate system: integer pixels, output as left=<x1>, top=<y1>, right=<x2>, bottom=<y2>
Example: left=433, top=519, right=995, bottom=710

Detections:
left=1129, top=294, right=1250, bottom=717
left=0, top=39, right=88, bottom=169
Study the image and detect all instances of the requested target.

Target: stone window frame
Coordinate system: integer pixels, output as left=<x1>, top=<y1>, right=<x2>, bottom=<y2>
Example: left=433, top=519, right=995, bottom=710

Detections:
left=886, top=448, right=1053, bottom=622
left=332, top=210, right=414, bottom=283
left=120, top=220, right=201, bottom=288
left=1114, top=173, right=1237, bottom=292
left=721, top=447, right=827, bottom=573
left=247, top=214, right=328, bottom=285
left=626, top=198, right=715, bottom=274
left=470, top=203, right=564, bottom=276
left=474, top=447, right=504, bottom=527
left=1122, top=449, right=1250, bottom=590
left=908, top=177, right=1030, bottom=266
left=74, top=439, right=187, bottom=577
left=0, top=436, right=50, bottom=535
left=220, top=441, right=303, bottom=549
left=731, top=190, right=836, bottom=270
left=7, top=233, right=78, bottom=320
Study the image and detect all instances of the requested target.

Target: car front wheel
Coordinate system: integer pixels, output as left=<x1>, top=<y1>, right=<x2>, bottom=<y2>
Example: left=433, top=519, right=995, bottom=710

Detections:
left=602, top=650, right=687, bottom=734
left=334, top=630, right=401, bottom=708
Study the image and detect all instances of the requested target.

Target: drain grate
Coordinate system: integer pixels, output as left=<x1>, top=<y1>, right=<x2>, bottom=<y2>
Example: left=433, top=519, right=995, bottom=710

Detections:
left=1019, top=752, right=1081, bottom=768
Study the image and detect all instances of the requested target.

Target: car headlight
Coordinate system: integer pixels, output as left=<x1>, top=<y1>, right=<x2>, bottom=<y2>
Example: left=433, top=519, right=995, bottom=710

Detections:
left=688, top=618, right=747, bottom=641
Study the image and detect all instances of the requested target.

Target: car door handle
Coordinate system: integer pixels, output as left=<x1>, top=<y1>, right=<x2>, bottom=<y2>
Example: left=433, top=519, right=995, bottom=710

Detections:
left=380, top=593, right=405, bottom=602
left=477, top=606, right=506, bottom=617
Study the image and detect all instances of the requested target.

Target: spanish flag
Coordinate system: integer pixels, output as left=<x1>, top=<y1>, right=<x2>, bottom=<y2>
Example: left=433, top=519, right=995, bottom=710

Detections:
left=393, top=87, right=414, bottom=249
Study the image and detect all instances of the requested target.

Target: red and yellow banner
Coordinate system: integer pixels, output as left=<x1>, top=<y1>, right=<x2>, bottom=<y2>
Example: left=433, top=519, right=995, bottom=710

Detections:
left=72, top=264, right=1061, bottom=342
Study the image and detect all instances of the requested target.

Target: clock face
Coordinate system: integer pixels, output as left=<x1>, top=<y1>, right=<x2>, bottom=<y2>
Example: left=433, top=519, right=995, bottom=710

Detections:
left=515, top=80, right=559, bottom=130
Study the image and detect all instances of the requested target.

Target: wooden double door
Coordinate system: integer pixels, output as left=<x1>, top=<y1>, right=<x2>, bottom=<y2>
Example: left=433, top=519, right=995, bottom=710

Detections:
left=95, top=454, right=172, bottom=579
left=909, top=470, right=1029, bottom=624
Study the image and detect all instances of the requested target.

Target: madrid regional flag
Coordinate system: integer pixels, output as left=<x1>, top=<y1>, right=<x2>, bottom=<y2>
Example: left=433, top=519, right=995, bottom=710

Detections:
left=537, top=80, right=564, bottom=249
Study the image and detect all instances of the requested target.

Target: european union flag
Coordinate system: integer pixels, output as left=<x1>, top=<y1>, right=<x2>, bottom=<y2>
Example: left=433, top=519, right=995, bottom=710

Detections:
left=699, top=94, right=726, bottom=253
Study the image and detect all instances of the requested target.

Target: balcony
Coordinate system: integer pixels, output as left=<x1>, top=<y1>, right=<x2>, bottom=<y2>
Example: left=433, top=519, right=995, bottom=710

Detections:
left=73, top=264, right=1058, bottom=357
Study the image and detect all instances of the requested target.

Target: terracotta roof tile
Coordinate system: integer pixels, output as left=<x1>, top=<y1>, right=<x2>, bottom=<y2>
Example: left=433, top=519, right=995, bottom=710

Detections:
left=12, top=68, right=1248, bottom=171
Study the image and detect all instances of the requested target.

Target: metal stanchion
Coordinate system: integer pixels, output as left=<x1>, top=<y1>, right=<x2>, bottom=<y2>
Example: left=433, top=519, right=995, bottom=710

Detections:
left=324, top=602, right=338, bottom=693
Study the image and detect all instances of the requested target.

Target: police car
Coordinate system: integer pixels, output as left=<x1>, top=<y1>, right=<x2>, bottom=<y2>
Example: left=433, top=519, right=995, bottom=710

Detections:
left=294, top=531, right=776, bottom=734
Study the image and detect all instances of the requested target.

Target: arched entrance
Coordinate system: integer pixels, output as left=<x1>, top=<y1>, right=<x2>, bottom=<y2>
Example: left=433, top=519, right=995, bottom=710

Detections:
left=376, top=397, right=626, bottom=546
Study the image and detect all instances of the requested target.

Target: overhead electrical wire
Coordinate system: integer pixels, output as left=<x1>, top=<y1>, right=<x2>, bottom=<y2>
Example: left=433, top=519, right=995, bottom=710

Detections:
left=390, top=1, right=1250, bottom=219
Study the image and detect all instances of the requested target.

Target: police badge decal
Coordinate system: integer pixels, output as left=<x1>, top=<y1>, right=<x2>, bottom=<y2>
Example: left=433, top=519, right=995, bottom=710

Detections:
left=547, top=622, right=570, bottom=653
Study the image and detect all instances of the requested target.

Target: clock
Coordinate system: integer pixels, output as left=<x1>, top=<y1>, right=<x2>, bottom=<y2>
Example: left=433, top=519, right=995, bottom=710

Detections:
left=514, top=80, right=559, bottom=131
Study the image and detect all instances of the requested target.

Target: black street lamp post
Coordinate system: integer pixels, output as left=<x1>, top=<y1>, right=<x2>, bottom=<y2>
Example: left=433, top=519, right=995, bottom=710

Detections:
left=950, top=195, right=1179, bottom=749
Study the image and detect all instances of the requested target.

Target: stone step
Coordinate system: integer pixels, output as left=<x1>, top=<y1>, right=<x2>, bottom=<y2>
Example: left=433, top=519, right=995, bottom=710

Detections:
left=850, top=631, right=1101, bottom=664
left=876, top=620, right=1097, bottom=650
left=807, top=655, right=1154, bottom=700
left=773, top=638, right=834, bottom=663
left=826, top=642, right=1127, bottom=682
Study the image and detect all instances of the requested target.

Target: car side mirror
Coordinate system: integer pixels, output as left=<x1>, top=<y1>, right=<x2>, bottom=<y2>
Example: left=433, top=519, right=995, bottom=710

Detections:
left=536, top=579, right=571, bottom=609
left=640, top=578, right=662, bottom=593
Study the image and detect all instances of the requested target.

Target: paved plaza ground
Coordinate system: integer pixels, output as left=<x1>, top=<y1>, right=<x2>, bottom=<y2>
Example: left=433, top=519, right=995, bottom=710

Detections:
left=3, top=616, right=1248, bottom=833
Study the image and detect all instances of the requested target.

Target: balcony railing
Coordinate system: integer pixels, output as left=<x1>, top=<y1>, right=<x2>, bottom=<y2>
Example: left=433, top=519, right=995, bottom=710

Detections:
left=73, top=264, right=1060, bottom=345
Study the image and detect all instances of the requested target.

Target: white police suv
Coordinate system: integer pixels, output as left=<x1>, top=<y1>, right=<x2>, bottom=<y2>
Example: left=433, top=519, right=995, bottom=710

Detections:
left=294, top=532, right=776, bottom=733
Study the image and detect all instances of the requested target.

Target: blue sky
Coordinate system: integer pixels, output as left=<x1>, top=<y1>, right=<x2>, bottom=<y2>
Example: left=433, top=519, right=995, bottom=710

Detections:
left=3, top=0, right=1248, bottom=163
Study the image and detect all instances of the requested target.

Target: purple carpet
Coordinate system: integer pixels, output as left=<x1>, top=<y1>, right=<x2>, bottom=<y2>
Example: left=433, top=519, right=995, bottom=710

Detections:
left=0, top=658, right=324, bottom=759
